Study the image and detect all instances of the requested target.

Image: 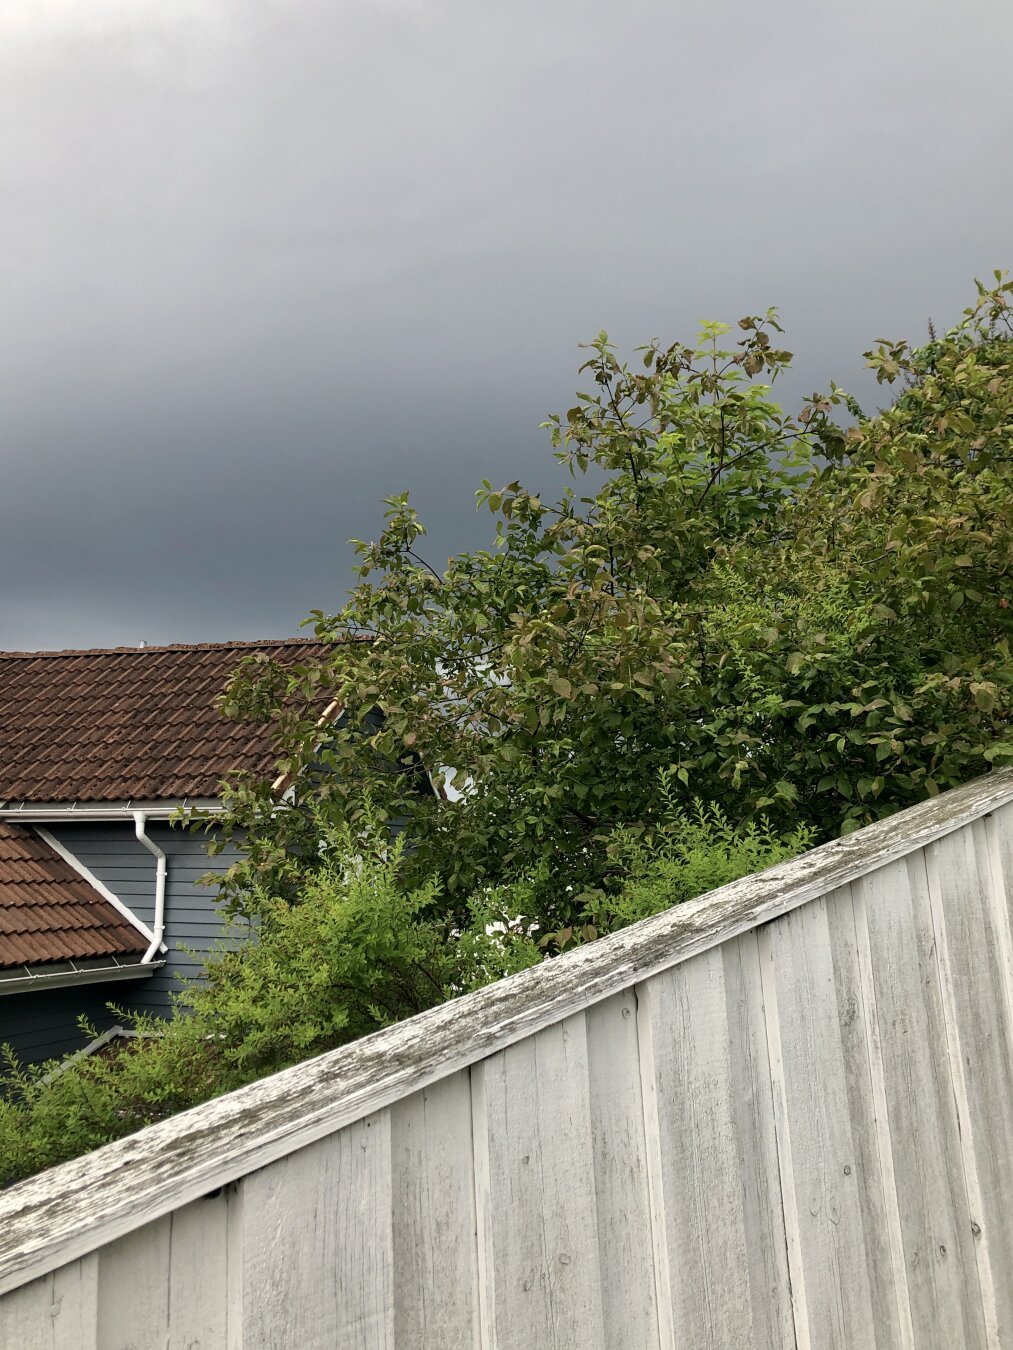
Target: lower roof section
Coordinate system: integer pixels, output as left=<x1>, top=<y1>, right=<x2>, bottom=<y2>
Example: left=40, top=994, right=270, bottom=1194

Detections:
left=0, top=822, right=150, bottom=970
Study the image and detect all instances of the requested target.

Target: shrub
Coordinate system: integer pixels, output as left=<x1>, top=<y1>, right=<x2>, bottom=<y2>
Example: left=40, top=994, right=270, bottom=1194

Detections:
left=596, top=798, right=815, bottom=930
left=0, top=828, right=541, bottom=1187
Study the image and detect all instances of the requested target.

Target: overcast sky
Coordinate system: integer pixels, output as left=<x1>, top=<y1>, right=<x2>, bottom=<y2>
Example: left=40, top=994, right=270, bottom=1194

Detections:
left=2, top=0, right=1010, bottom=650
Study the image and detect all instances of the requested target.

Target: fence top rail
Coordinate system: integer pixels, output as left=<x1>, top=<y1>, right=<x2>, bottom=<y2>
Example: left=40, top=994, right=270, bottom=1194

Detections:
left=1, top=767, right=1011, bottom=1296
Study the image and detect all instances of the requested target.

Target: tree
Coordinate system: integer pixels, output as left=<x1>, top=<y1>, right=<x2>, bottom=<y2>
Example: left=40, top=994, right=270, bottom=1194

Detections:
left=209, top=278, right=1012, bottom=927
left=700, top=275, right=1013, bottom=834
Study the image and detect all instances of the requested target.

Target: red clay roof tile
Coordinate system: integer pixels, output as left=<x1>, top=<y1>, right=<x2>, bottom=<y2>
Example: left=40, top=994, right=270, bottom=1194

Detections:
left=0, top=638, right=332, bottom=803
left=0, top=823, right=148, bottom=969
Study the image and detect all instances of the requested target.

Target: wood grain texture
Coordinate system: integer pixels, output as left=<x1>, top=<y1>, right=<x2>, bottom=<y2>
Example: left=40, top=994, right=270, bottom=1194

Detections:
left=2, top=769, right=1009, bottom=1298
left=926, top=824, right=1013, bottom=1347
left=641, top=941, right=790, bottom=1348
left=95, top=1192, right=231, bottom=1349
left=472, top=1015, right=606, bottom=1350
left=0, top=1256, right=98, bottom=1350
left=855, top=855, right=987, bottom=1348
left=761, top=893, right=889, bottom=1348
left=390, top=1073, right=480, bottom=1350
left=722, top=932, right=796, bottom=1350
left=584, top=989, right=660, bottom=1350
left=240, top=1112, right=393, bottom=1350
left=841, top=882, right=914, bottom=1350
left=96, top=1216, right=170, bottom=1350
left=983, top=803, right=1013, bottom=1067
left=634, top=974, right=675, bottom=1349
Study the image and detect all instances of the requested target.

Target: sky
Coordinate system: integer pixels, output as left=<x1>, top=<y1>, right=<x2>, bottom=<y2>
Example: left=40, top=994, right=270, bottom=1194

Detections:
left=2, top=0, right=1011, bottom=651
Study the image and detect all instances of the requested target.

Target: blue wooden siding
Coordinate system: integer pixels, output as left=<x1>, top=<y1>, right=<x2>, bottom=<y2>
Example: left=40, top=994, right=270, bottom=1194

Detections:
left=46, top=822, right=248, bottom=1016
left=0, top=984, right=125, bottom=1069
left=0, top=823, right=246, bottom=1067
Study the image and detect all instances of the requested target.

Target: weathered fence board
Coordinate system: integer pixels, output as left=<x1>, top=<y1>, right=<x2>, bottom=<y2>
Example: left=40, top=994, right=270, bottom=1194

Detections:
left=390, top=1072, right=480, bottom=1350
left=472, top=1015, right=605, bottom=1349
left=642, top=940, right=790, bottom=1348
left=95, top=1192, right=232, bottom=1350
left=825, top=883, right=912, bottom=1348
left=926, top=824, right=1013, bottom=1346
left=859, top=854, right=987, bottom=1349
left=0, top=1256, right=98, bottom=1350
left=1, top=768, right=1013, bottom=1348
left=582, top=990, right=659, bottom=1350
left=241, top=1112, right=393, bottom=1349
left=723, top=932, right=797, bottom=1350
left=762, top=893, right=883, bottom=1349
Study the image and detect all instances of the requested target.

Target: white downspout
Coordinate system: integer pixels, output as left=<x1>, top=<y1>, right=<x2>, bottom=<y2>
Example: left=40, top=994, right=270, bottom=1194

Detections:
left=133, top=811, right=167, bottom=964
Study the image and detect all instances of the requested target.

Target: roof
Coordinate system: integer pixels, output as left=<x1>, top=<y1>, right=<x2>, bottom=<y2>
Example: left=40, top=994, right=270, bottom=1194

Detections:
left=0, top=823, right=148, bottom=969
left=0, top=639, right=332, bottom=804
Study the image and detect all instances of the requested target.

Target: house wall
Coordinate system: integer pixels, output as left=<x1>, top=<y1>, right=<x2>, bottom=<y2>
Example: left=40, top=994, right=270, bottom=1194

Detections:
left=0, top=823, right=246, bottom=1067
left=47, top=822, right=247, bottom=1017
left=0, top=985, right=125, bottom=1069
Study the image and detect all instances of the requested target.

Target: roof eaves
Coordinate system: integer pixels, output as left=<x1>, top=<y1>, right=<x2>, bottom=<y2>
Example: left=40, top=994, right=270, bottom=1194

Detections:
left=0, top=798, right=223, bottom=822
left=0, top=955, right=163, bottom=997
left=0, top=637, right=328, bottom=660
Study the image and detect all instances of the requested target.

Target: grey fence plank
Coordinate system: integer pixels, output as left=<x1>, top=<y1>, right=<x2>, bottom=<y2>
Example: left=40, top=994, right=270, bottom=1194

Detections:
left=584, top=989, right=660, bottom=1350
left=926, top=824, right=1013, bottom=1347
left=723, top=932, right=796, bottom=1350
left=0, top=1256, right=98, bottom=1350
left=827, top=882, right=914, bottom=1350
left=641, top=941, right=789, bottom=1348
left=472, top=1014, right=606, bottom=1350
left=95, top=1192, right=231, bottom=1350
left=97, top=1216, right=170, bottom=1350
left=762, top=891, right=899, bottom=1349
left=240, top=1112, right=393, bottom=1350
left=983, top=802, right=1013, bottom=1058
left=856, top=855, right=987, bottom=1348
left=390, top=1072, right=480, bottom=1349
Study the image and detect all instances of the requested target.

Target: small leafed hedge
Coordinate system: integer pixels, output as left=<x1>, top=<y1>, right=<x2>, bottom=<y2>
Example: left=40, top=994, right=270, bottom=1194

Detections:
left=0, top=809, right=808, bottom=1185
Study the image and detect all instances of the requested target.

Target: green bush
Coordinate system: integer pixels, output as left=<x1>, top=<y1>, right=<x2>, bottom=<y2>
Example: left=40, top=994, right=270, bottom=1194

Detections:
left=0, top=827, right=541, bottom=1187
left=596, top=798, right=814, bottom=930
left=0, top=800, right=804, bottom=1185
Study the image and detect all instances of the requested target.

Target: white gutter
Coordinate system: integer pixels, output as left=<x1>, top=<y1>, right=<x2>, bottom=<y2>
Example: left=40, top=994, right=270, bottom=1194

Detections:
left=271, top=700, right=344, bottom=795
left=0, top=798, right=222, bottom=823
left=133, top=812, right=167, bottom=964
left=0, top=958, right=163, bottom=997
left=38, top=1025, right=140, bottom=1083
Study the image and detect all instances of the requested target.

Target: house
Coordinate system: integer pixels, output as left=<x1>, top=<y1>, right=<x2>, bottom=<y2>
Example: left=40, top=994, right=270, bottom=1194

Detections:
left=0, top=638, right=330, bottom=1068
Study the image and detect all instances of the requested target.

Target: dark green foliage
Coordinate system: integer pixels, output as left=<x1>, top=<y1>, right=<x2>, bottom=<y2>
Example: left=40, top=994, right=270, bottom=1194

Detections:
left=213, top=277, right=1012, bottom=921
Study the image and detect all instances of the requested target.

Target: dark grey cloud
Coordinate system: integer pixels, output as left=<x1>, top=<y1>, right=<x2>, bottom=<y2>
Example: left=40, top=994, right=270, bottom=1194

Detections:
left=2, top=0, right=1011, bottom=649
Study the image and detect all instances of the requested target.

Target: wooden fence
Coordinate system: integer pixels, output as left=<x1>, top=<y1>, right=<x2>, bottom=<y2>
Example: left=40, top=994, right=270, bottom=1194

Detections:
left=1, top=769, right=1013, bottom=1348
